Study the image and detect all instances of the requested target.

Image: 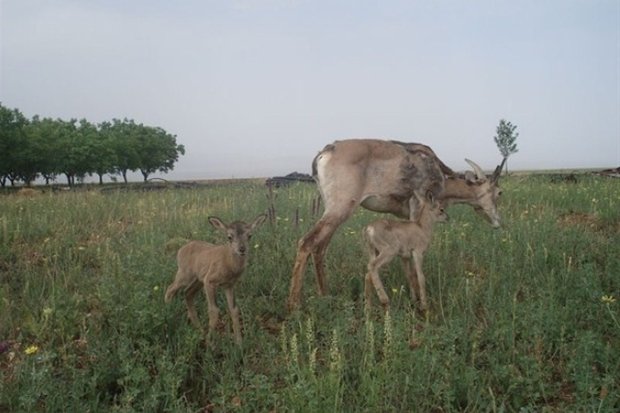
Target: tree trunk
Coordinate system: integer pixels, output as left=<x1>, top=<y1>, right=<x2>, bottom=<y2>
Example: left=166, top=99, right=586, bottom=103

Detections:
left=122, top=170, right=128, bottom=184
left=65, top=173, right=72, bottom=187
left=141, top=170, right=149, bottom=182
left=98, top=173, right=104, bottom=185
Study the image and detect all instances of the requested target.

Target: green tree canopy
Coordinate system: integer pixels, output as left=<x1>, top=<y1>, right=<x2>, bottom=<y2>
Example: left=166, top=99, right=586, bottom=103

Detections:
left=0, top=104, right=29, bottom=186
left=493, top=119, right=519, bottom=173
left=135, top=126, right=185, bottom=182
left=0, top=103, right=185, bottom=186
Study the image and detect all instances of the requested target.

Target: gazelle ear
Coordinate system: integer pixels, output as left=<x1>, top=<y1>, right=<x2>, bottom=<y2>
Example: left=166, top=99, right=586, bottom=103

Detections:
left=208, top=216, right=228, bottom=231
left=250, top=214, right=267, bottom=230
left=425, top=190, right=435, bottom=204
left=464, top=171, right=477, bottom=183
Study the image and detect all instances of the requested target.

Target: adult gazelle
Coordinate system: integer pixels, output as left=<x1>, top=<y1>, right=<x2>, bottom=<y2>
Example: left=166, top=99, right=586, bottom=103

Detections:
left=287, top=139, right=505, bottom=311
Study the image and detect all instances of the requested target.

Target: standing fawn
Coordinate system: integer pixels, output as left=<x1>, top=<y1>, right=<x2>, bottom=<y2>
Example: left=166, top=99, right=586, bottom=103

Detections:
left=165, top=214, right=266, bottom=345
left=363, top=196, right=448, bottom=312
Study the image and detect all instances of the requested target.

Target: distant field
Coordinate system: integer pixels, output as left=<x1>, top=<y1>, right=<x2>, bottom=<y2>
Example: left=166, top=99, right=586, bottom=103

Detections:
left=1, top=174, right=618, bottom=412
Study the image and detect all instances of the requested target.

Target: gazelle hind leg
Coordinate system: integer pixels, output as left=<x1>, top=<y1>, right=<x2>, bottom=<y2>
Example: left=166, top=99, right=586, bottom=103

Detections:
left=164, top=269, right=186, bottom=303
left=184, top=280, right=203, bottom=330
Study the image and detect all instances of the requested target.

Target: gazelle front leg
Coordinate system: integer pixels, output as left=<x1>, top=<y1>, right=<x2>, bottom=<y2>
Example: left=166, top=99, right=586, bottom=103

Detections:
left=224, top=287, right=242, bottom=345
left=401, top=255, right=420, bottom=305
left=203, top=281, right=219, bottom=343
left=412, top=250, right=428, bottom=312
left=366, top=252, right=393, bottom=310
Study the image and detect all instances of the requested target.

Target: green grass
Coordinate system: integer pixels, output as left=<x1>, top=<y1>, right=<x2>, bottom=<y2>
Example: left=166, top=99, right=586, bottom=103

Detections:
left=1, top=175, right=619, bottom=412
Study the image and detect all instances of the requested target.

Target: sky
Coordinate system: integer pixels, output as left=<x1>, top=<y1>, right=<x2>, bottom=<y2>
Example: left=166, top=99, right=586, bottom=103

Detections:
left=1, top=0, right=619, bottom=181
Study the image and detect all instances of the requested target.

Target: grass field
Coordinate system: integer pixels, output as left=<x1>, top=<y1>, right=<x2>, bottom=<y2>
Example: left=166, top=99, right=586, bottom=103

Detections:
left=1, top=174, right=619, bottom=412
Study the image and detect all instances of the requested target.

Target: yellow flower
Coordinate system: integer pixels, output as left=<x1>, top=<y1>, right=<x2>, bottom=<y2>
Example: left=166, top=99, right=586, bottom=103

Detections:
left=601, top=295, right=616, bottom=304
left=153, top=285, right=159, bottom=292
left=25, top=345, right=39, bottom=355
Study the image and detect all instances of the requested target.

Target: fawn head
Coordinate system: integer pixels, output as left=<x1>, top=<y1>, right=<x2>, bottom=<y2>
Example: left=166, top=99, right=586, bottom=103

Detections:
left=208, top=214, right=267, bottom=257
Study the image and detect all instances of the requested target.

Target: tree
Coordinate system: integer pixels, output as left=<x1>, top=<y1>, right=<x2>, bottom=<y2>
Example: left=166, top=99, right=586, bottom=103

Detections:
left=55, top=119, right=99, bottom=186
left=110, top=119, right=142, bottom=184
left=135, top=126, right=185, bottom=182
left=494, top=119, right=519, bottom=174
left=0, top=104, right=29, bottom=186
left=26, top=116, right=64, bottom=185
left=93, top=121, right=119, bottom=184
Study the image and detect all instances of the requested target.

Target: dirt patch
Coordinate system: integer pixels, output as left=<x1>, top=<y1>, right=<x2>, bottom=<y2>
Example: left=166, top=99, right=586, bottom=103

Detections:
left=15, top=188, right=41, bottom=197
left=556, top=211, right=620, bottom=235
left=557, top=212, right=599, bottom=229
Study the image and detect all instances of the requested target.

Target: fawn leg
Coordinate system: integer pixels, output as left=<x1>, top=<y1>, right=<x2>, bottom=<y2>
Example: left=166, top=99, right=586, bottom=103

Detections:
left=224, top=287, right=242, bottom=345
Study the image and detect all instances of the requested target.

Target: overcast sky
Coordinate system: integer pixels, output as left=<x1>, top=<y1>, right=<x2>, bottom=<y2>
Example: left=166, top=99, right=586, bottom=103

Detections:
left=1, top=0, right=618, bottom=180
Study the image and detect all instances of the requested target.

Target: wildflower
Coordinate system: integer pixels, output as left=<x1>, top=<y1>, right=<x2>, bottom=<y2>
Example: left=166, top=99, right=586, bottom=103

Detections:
left=391, top=288, right=398, bottom=294
left=153, top=285, right=159, bottom=292
left=601, top=295, right=616, bottom=304
left=329, top=329, right=342, bottom=373
left=383, top=310, right=393, bottom=363
left=25, top=345, right=39, bottom=355
left=309, top=348, right=317, bottom=377
left=289, top=333, right=299, bottom=368
left=253, top=243, right=260, bottom=249
left=77, top=246, right=86, bottom=251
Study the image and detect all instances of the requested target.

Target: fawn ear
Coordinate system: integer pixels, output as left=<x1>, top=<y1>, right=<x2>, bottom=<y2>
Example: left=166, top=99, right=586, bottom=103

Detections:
left=250, top=214, right=267, bottom=230
left=208, top=216, right=228, bottom=231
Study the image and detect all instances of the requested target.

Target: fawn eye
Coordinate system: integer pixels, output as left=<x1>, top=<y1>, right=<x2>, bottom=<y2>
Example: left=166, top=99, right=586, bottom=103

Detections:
left=227, top=235, right=233, bottom=241
left=248, top=234, right=252, bottom=239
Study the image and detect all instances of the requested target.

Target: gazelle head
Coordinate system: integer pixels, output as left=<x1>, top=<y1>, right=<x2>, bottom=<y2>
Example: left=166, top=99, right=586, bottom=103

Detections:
left=418, top=191, right=450, bottom=224
left=208, top=214, right=267, bottom=257
left=464, top=158, right=506, bottom=228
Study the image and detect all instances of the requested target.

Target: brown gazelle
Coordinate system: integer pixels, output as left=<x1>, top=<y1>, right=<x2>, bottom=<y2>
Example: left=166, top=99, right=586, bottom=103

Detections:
left=287, top=138, right=505, bottom=310
left=364, top=195, right=448, bottom=311
left=165, top=214, right=266, bottom=345
left=438, top=158, right=505, bottom=228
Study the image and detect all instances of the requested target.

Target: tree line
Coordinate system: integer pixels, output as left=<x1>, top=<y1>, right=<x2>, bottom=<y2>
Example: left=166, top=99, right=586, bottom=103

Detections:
left=0, top=103, right=185, bottom=187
